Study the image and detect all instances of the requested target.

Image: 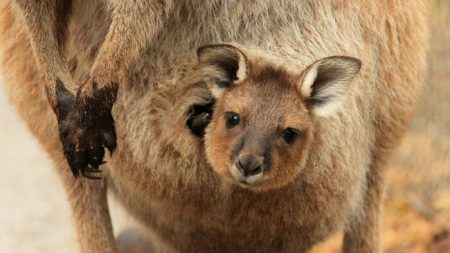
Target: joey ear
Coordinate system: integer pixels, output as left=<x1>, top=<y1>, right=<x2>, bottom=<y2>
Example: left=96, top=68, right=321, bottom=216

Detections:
left=197, top=44, right=249, bottom=98
left=298, top=56, right=362, bottom=117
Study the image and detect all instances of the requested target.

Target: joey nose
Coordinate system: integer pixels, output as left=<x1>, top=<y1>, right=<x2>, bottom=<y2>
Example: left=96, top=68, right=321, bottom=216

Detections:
left=236, top=154, right=264, bottom=177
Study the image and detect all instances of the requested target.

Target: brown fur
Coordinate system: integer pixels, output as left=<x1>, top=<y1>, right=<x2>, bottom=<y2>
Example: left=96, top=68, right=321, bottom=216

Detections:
left=9, top=0, right=174, bottom=177
left=202, top=60, right=315, bottom=190
left=0, top=0, right=430, bottom=252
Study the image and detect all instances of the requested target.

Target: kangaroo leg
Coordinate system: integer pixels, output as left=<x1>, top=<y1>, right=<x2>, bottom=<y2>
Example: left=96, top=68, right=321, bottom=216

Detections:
left=342, top=151, right=386, bottom=253
left=13, top=0, right=76, bottom=103
left=85, top=0, right=174, bottom=87
left=52, top=157, right=118, bottom=253
left=13, top=0, right=173, bottom=178
left=3, top=2, right=117, bottom=251
left=73, top=0, right=175, bottom=172
left=13, top=0, right=107, bottom=178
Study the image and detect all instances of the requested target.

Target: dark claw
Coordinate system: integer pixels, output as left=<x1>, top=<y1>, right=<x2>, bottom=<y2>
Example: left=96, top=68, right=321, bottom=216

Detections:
left=66, top=154, right=80, bottom=177
left=103, top=130, right=117, bottom=154
left=55, top=79, right=117, bottom=179
left=81, top=170, right=103, bottom=180
left=85, top=166, right=102, bottom=173
left=88, top=141, right=105, bottom=168
left=74, top=149, right=88, bottom=167
left=81, top=164, right=103, bottom=180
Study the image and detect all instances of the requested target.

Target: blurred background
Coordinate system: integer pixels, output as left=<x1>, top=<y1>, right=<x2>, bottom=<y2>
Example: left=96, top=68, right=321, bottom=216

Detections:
left=0, top=1, right=449, bottom=253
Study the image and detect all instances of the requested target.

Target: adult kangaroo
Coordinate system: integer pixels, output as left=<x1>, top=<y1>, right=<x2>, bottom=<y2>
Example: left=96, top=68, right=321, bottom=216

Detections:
left=0, top=1, right=429, bottom=252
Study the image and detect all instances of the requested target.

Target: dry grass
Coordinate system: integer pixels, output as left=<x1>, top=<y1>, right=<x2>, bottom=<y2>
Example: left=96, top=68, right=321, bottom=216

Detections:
left=313, top=1, right=450, bottom=252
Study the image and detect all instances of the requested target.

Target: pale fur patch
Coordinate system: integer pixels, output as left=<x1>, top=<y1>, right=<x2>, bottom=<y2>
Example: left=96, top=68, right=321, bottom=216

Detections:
left=313, top=99, right=344, bottom=117
left=208, top=81, right=226, bottom=98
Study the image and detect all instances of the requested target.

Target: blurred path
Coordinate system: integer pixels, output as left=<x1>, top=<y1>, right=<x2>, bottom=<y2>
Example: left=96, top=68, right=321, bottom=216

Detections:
left=0, top=85, right=77, bottom=253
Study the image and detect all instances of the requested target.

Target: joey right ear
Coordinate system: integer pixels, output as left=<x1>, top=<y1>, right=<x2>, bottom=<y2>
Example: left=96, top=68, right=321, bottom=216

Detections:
left=297, top=56, right=362, bottom=117
left=197, top=44, right=249, bottom=98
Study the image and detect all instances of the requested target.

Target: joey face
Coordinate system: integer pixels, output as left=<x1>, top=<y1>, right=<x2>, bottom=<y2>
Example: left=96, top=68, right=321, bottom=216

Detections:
left=197, top=44, right=361, bottom=191
left=205, top=74, right=314, bottom=190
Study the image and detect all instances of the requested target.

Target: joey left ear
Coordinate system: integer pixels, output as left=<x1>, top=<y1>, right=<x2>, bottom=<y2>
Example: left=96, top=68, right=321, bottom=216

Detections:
left=297, top=56, right=362, bottom=117
left=197, top=44, right=249, bottom=98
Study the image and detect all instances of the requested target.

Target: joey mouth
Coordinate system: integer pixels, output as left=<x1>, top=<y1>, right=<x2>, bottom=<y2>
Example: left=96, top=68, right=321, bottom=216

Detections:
left=226, top=154, right=272, bottom=188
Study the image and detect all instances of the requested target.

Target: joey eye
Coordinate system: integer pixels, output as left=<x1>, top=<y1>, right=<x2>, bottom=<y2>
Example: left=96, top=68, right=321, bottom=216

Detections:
left=225, top=112, right=240, bottom=128
left=282, top=128, right=300, bottom=144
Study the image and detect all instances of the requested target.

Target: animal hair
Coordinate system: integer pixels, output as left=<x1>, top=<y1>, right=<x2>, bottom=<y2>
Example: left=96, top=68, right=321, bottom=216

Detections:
left=0, top=0, right=430, bottom=252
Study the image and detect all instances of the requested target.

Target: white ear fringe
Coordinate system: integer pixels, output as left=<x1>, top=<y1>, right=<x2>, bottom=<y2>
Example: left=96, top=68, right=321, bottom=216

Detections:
left=236, top=53, right=247, bottom=83
left=299, top=63, right=318, bottom=97
left=312, top=99, right=344, bottom=117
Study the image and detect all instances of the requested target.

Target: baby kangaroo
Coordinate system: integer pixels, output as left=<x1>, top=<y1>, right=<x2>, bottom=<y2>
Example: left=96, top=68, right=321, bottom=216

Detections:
left=195, top=44, right=361, bottom=190
left=12, top=0, right=173, bottom=178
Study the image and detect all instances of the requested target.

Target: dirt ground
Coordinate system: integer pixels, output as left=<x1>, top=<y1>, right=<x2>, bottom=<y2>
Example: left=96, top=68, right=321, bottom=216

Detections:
left=0, top=87, right=78, bottom=252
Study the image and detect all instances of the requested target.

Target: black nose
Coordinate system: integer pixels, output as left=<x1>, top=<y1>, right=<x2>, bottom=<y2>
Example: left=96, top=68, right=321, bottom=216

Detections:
left=236, top=155, right=264, bottom=177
